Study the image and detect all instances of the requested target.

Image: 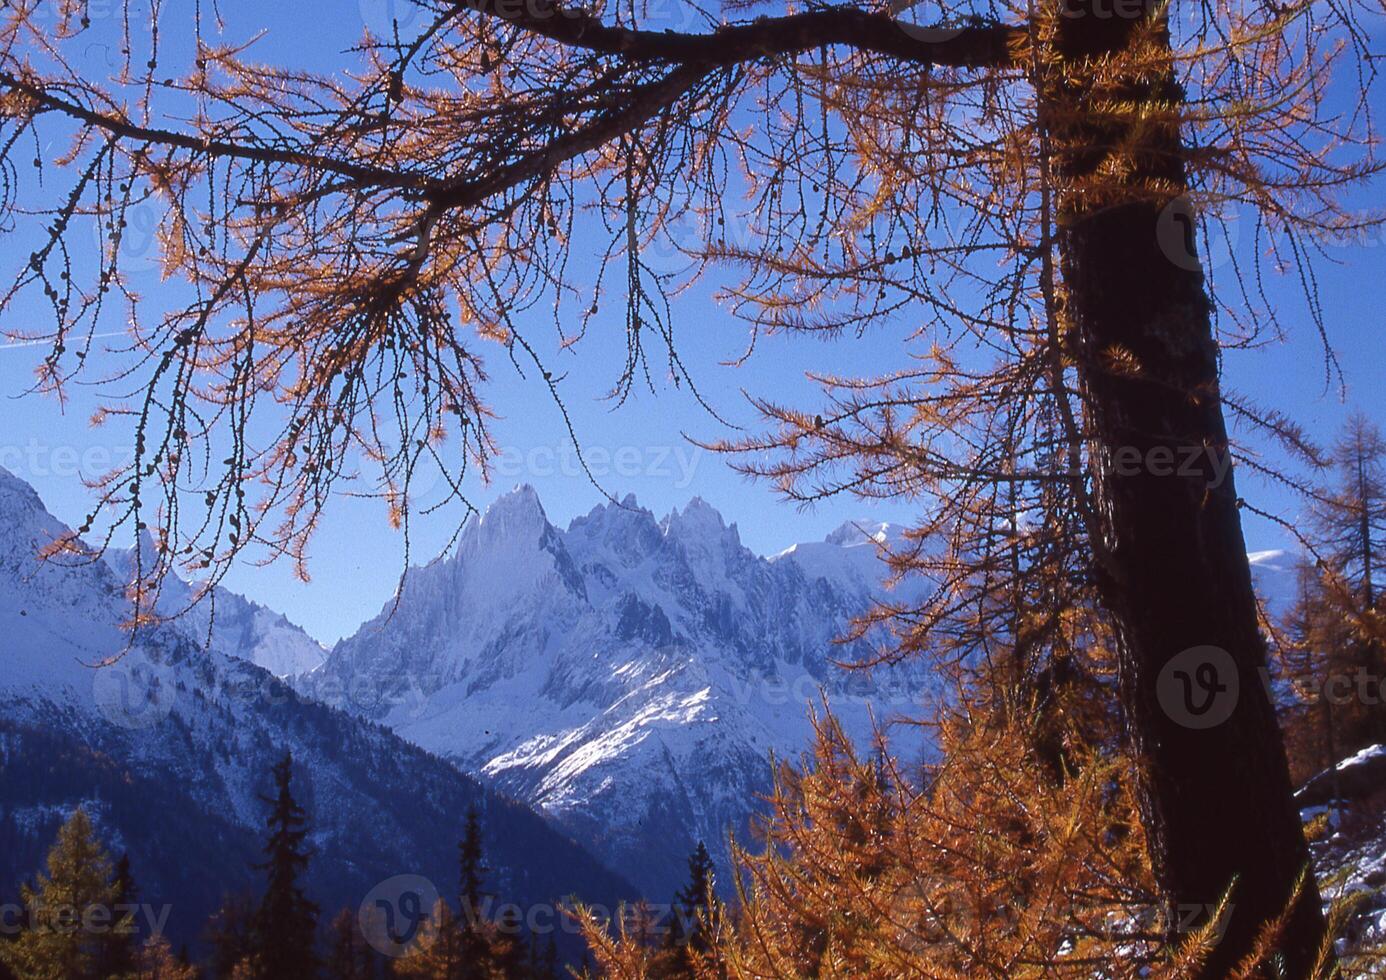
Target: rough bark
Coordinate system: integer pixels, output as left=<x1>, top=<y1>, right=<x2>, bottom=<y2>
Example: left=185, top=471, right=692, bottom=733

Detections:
left=1047, top=2, right=1328, bottom=976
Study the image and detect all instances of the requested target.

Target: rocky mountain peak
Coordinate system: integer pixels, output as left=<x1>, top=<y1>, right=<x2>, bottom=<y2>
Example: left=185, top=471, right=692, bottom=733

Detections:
left=470, top=483, right=549, bottom=541
left=662, top=496, right=731, bottom=539
left=824, top=519, right=896, bottom=548
left=0, top=466, right=56, bottom=542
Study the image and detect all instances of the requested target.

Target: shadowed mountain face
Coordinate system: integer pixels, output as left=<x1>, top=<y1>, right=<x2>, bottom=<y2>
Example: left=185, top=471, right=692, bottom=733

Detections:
left=303, top=486, right=939, bottom=897
left=0, top=469, right=633, bottom=953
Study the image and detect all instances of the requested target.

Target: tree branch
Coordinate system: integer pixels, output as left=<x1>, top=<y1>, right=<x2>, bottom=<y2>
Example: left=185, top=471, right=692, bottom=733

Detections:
left=459, top=0, right=1018, bottom=68
left=0, top=4, right=1015, bottom=222
left=425, top=62, right=714, bottom=211
left=0, top=70, right=426, bottom=190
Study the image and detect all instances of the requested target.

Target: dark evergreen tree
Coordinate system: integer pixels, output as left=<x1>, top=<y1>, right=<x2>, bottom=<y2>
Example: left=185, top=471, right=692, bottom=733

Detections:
left=457, top=808, right=491, bottom=980
left=661, top=842, right=716, bottom=979
left=252, top=751, right=319, bottom=979
left=94, top=852, right=140, bottom=979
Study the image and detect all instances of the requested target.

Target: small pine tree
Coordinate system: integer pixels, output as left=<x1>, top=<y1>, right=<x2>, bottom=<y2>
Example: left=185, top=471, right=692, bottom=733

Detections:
left=457, top=809, right=492, bottom=980
left=251, top=752, right=318, bottom=979
left=660, top=843, right=716, bottom=979
left=94, top=853, right=141, bottom=979
left=0, top=809, right=118, bottom=980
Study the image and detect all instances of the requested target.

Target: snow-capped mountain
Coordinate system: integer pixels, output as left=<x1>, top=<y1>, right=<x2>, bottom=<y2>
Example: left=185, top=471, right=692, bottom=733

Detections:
left=103, top=532, right=327, bottom=677
left=302, top=486, right=937, bottom=897
left=0, top=468, right=632, bottom=950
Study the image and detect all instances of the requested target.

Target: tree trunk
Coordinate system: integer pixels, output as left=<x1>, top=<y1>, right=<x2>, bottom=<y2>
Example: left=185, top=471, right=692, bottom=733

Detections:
left=1045, top=2, right=1328, bottom=975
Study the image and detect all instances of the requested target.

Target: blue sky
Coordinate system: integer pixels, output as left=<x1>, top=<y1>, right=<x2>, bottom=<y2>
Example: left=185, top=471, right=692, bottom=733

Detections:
left=1, top=0, right=1383, bottom=644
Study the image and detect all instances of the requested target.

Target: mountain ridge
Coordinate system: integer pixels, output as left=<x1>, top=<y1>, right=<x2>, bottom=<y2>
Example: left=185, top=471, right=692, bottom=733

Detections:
left=0, top=465, right=1306, bottom=910
left=0, top=467, right=634, bottom=954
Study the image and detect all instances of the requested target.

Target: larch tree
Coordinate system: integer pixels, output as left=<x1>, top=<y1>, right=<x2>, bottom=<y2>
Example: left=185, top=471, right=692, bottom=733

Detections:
left=1273, top=414, right=1386, bottom=776
left=1278, top=556, right=1356, bottom=787
left=1313, top=414, right=1386, bottom=611
left=491, top=906, right=530, bottom=980
left=0, top=0, right=1381, bottom=973
left=1309, top=413, right=1386, bottom=739
left=584, top=698, right=1377, bottom=977
left=393, top=899, right=463, bottom=980
left=131, top=935, right=199, bottom=980
left=0, top=809, right=118, bottom=980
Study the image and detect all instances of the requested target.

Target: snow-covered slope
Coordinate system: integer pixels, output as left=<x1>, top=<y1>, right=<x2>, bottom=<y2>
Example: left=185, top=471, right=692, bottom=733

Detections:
left=1297, top=745, right=1386, bottom=945
left=0, top=468, right=632, bottom=949
left=103, top=532, right=327, bottom=677
left=1249, top=548, right=1300, bottom=616
left=303, top=487, right=937, bottom=897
